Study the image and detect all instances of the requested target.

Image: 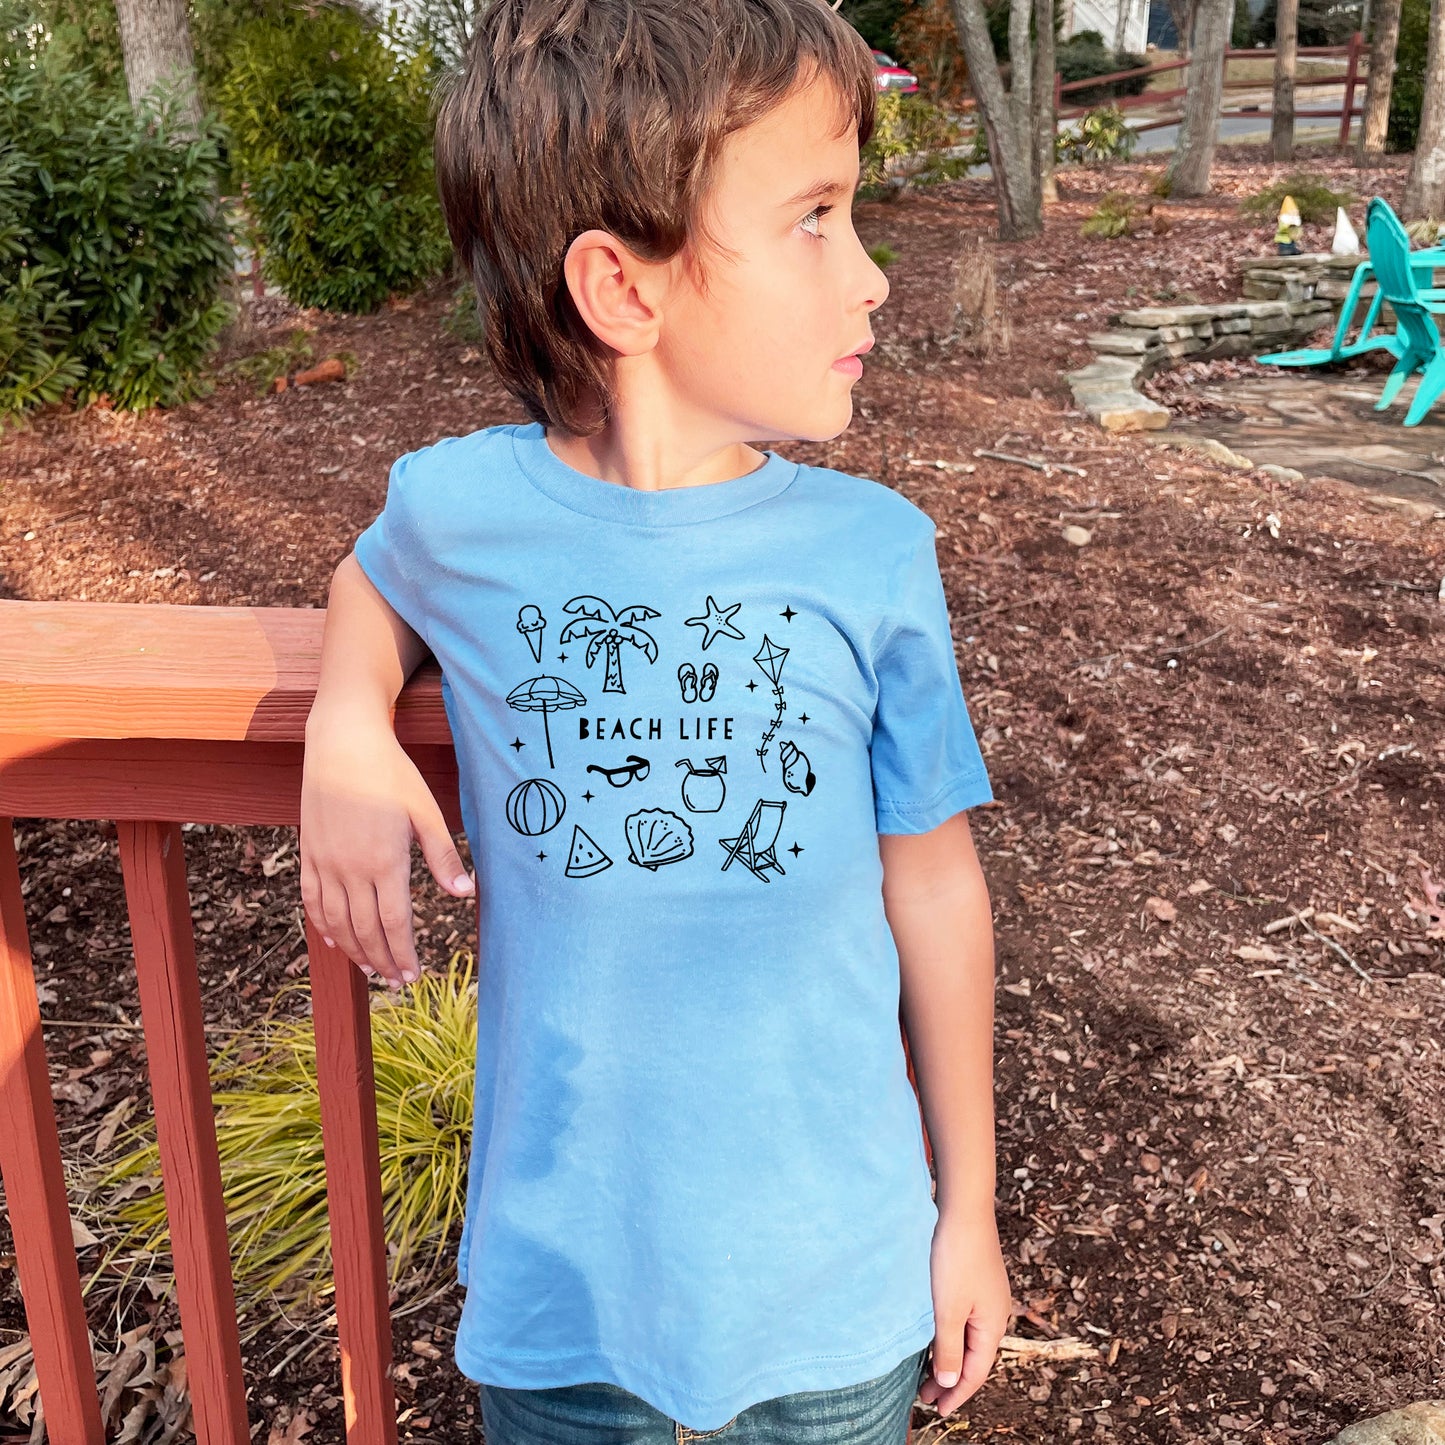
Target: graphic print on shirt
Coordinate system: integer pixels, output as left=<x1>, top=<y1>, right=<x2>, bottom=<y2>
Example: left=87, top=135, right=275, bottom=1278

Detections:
left=558, top=595, right=660, bottom=694
left=515, top=604, right=546, bottom=662
left=752, top=635, right=789, bottom=773
left=676, top=756, right=727, bottom=812
left=676, top=661, right=720, bottom=704
left=564, top=825, right=613, bottom=876
left=508, top=593, right=811, bottom=879
left=625, top=808, right=695, bottom=870
left=719, top=798, right=787, bottom=881
left=505, top=675, right=586, bottom=769
left=683, top=594, right=745, bottom=650
left=505, top=777, right=567, bottom=835
left=586, top=754, right=650, bottom=789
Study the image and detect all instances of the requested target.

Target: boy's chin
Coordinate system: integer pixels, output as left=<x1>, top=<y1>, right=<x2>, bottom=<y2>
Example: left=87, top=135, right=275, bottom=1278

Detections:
left=770, top=395, right=855, bottom=446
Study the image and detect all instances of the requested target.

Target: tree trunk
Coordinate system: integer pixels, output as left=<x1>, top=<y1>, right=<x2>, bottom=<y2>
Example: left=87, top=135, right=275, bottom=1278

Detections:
left=114, top=0, right=204, bottom=138
left=1033, top=0, right=1058, bottom=204
left=1271, top=0, right=1299, bottom=161
left=1403, top=0, right=1445, bottom=217
left=948, top=0, right=1042, bottom=238
left=1359, top=0, right=1403, bottom=157
left=1167, top=0, right=1231, bottom=196
left=1167, top=0, right=1198, bottom=56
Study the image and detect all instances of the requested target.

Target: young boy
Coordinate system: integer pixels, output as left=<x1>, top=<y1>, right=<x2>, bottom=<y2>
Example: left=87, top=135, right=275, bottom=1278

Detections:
left=299, top=0, right=1011, bottom=1440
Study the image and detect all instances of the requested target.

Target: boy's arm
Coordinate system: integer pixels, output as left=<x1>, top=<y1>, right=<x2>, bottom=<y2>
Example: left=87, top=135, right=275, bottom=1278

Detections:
left=881, top=812, right=1010, bottom=1410
left=300, top=553, right=474, bottom=987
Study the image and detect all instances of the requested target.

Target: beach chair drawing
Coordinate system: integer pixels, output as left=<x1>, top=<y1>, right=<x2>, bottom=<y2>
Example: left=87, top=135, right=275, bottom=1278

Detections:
left=718, top=799, right=787, bottom=882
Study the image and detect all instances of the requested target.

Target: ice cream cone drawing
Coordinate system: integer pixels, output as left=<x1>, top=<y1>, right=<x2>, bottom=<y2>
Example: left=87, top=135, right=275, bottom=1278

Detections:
left=517, top=605, right=546, bottom=662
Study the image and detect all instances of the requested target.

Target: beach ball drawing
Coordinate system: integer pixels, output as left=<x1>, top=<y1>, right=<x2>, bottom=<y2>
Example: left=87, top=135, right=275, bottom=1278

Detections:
left=506, top=778, right=567, bottom=835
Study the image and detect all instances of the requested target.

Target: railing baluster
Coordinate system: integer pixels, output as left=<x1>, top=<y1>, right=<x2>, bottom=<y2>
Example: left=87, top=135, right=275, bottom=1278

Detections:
left=117, top=820, right=250, bottom=1445
left=305, top=904, right=398, bottom=1445
left=0, top=819, right=105, bottom=1445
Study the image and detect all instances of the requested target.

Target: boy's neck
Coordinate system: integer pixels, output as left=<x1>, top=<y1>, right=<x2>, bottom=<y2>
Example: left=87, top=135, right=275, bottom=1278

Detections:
left=545, top=423, right=770, bottom=494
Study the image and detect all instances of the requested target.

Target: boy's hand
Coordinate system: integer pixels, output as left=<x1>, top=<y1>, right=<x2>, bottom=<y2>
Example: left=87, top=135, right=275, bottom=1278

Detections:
left=300, top=709, right=474, bottom=988
left=920, top=1203, right=1012, bottom=1417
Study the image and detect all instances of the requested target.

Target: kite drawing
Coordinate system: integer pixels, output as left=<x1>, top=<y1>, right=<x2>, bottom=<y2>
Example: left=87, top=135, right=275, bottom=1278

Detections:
left=752, top=634, right=789, bottom=772
left=559, top=595, right=660, bottom=694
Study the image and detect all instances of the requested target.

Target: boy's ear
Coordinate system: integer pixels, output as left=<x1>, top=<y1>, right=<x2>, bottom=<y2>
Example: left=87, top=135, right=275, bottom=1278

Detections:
left=562, top=229, right=665, bottom=357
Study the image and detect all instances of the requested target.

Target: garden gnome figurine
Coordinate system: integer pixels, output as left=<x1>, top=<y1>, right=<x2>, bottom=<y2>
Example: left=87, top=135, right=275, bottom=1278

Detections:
left=1275, top=195, right=1302, bottom=255
left=1331, top=206, right=1360, bottom=255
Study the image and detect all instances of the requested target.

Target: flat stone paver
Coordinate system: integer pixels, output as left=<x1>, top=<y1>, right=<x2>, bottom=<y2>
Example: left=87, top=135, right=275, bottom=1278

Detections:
left=1171, top=368, right=1445, bottom=510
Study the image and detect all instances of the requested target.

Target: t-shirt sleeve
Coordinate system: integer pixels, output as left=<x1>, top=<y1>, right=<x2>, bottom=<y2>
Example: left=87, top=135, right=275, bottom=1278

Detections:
left=351, top=450, right=435, bottom=651
left=870, top=523, right=993, bottom=834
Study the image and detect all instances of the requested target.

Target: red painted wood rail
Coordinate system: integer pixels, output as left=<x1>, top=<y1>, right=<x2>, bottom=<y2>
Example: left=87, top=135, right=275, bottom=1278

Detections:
left=0, top=598, right=934, bottom=1445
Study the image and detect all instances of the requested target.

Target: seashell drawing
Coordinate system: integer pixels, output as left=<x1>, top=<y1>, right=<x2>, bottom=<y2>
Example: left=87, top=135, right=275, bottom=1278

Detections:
left=624, top=808, right=695, bottom=871
left=778, top=739, right=815, bottom=796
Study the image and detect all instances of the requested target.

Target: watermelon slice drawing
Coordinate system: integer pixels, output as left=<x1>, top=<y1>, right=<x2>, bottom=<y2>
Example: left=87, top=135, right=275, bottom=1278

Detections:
left=564, top=824, right=613, bottom=877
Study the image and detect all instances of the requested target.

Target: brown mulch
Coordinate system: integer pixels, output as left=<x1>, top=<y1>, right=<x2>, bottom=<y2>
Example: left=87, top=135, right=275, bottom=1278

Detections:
left=1, top=143, right=1442, bottom=1445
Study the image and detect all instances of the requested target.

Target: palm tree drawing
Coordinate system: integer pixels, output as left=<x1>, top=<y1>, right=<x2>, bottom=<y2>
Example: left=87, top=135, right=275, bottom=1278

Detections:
left=559, top=596, right=660, bottom=694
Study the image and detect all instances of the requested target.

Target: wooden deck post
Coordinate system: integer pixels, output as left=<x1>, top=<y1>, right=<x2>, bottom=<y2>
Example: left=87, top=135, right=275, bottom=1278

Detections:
left=0, top=819, right=106, bottom=1445
left=118, top=820, right=251, bottom=1445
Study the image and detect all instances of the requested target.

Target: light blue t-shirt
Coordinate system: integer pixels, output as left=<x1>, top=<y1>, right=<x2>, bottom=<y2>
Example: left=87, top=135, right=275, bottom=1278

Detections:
left=352, top=421, right=993, bottom=1430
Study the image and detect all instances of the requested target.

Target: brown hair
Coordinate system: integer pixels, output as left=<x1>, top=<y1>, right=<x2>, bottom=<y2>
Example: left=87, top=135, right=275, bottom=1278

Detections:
left=433, top=0, right=876, bottom=436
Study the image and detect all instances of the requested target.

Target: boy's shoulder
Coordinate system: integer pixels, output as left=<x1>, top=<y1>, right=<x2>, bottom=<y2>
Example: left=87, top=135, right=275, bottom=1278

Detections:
left=788, top=458, right=939, bottom=545
left=390, top=423, right=516, bottom=482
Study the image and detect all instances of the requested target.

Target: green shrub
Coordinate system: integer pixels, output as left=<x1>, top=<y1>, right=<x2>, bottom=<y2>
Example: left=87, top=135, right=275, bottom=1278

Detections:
left=1056, top=32, right=1149, bottom=106
left=1081, top=191, right=1145, bottom=238
left=1057, top=105, right=1139, bottom=165
left=868, top=242, right=901, bottom=268
left=218, top=6, right=451, bottom=313
left=1387, top=0, right=1429, bottom=151
left=80, top=950, right=479, bottom=1315
left=0, top=48, right=233, bottom=427
left=1240, top=173, right=1355, bottom=224
left=859, top=92, right=972, bottom=198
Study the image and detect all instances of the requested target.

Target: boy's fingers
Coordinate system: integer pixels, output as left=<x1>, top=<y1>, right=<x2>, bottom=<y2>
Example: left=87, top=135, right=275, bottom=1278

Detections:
left=373, top=875, right=420, bottom=983
left=415, top=811, right=474, bottom=898
left=315, top=874, right=369, bottom=973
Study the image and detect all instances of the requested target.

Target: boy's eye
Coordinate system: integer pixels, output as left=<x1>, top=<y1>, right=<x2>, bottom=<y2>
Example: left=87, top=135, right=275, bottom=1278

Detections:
left=799, top=203, right=832, bottom=238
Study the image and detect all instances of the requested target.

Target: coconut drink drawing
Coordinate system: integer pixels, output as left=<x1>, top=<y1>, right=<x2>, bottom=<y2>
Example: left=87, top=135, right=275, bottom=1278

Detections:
left=505, top=675, right=586, bottom=769
left=516, top=604, right=546, bottom=662
left=751, top=634, right=789, bottom=771
left=559, top=595, right=659, bottom=693
left=676, top=755, right=727, bottom=812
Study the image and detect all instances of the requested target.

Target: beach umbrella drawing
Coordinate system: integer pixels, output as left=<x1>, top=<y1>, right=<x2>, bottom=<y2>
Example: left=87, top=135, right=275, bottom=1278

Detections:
left=506, top=675, right=587, bottom=769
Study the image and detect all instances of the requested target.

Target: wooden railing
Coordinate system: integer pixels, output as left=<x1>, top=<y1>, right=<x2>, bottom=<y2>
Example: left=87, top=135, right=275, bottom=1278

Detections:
left=1054, top=31, right=1366, bottom=143
left=0, top=598, right=934, bottom=1444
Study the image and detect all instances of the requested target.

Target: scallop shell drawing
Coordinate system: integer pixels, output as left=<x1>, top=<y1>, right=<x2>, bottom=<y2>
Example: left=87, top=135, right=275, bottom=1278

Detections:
left=624, top=808, right=695, bottom=871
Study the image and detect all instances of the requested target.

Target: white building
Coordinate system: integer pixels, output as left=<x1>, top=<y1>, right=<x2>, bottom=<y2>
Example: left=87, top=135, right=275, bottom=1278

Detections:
left=1060, top=0, right=1152, bottom=53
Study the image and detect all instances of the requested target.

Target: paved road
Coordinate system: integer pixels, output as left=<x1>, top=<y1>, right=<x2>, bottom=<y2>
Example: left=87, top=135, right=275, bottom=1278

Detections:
left=1133, top=113, right=1356, bottom=151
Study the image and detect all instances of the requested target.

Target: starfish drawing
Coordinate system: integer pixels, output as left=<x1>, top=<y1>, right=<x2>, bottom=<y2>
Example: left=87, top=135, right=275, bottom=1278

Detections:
left=684, top=595, right=745, bottom=650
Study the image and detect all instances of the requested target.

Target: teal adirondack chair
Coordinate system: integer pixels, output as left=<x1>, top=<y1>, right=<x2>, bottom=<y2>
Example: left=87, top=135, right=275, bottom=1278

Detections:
left=1365, top=197, right=1445, bottom=426
left=1258, top=200, right=1445, bottom=369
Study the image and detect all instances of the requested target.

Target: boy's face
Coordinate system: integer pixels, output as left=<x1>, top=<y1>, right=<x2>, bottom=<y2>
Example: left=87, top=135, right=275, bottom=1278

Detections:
left=658, top=71, right=889, bottom=447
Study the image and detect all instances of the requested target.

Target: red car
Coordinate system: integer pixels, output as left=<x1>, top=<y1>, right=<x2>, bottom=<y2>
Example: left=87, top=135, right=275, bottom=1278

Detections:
left=871, top=49, right=919, bottom=94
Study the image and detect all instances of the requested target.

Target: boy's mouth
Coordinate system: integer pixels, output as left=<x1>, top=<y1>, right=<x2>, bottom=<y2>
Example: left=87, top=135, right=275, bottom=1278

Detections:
left=831, top=335, right=874, bottom=378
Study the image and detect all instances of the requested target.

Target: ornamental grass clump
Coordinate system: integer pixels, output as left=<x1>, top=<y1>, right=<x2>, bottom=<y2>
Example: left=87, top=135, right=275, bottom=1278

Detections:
left=76, top=949, right=477, bottom=1314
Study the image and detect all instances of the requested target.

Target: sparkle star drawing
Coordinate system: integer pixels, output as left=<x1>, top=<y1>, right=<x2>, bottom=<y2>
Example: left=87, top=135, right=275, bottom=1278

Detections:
left=684, top=595, right=745, bottom=650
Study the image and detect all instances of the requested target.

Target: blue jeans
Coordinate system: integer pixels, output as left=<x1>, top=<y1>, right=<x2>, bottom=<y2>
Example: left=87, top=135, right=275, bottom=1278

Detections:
left=478, top=1347, right=929, bottom=1445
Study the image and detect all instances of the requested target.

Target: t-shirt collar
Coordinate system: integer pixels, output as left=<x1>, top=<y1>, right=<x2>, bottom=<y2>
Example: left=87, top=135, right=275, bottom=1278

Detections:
left=510, top=421, right=799, bottom=525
